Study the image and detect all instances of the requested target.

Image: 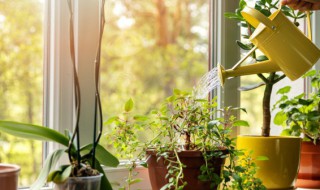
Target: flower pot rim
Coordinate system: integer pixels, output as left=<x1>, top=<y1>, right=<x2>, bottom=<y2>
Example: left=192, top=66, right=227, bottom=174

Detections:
left=0, top=163, right=20, bottom=174
left=237, top=135, right=301, bottom=139
left=146, top=148, right=228, bottom=157
left=67, top=173, right=103, bottom=180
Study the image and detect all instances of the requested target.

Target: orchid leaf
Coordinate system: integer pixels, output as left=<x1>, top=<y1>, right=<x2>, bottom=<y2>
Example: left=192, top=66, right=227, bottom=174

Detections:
left=0, top=121, right=69, bottom=147
left=30, top=149, right=66, bottom=190
left=80, top=144, right=119, bottom=167
left=47, top=165, right=72, bottom=184
left=88, top=158, right=113, bottom=190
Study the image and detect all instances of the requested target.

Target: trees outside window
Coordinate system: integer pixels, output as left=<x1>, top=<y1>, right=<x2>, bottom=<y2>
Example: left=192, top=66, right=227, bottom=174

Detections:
left=0, top=0, right=44, bottom=187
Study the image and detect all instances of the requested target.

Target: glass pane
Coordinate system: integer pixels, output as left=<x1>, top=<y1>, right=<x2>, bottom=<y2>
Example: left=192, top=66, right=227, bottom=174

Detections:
left=101, top=0, right=209, bottom=158
left=0, top=0, right=43, bottom=187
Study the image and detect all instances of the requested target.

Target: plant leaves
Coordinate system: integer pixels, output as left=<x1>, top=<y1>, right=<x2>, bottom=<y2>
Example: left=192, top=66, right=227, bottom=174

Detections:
left=298, top=98, right=313, bottom=106
left=256, top=156, right=269, bottom=161
left=80, top=144, right=119, bottom=167
left=89, top=158, right=113, bottom=190
left=140, top=161, right=148, bottom=168
left=273, top=111, right=286, bottom=125
left=303, top=70, right=317, bottom=77
left=125, top=98, right=134, bottom=112
left=236, top=40, right=252, bottom=50
left=48, top=165, right=72, bottom=184
left=105, top=116, right=120, bottom=125
left=128, top=178, right=143, bottom=185
left=233, top=120, right=250, bottom=127
left=30, top=149, right=66, bottom=190
left=256, top=55, right=268, bottom=62
left=276, top=86, right=291, bottom=94
left=0, top=121, right=70, bottom=147
left=281, top=129, right=291, bottom=136
left=224, top=12, right=244, bottom=21
left=133, top=115, right=149, bottom=121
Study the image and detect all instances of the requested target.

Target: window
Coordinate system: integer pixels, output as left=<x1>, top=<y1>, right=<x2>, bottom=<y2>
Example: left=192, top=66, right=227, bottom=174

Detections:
left=11, top=0, right=320, bottom=189
left=0, top=0, right=44, bottom=187
left=100, top=0, right=210, bottom=156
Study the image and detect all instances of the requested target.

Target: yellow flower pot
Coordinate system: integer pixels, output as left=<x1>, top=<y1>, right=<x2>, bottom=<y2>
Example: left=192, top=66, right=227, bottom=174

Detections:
left=237, top=136, right=301, bottom=189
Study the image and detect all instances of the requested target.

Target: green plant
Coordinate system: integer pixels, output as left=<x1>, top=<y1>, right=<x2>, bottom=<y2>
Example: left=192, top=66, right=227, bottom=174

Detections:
left=224, top=0, right=307, bottom=137
left=226, top=152, right=267, bottom=190
left=105, top=98, right=147, bottom=190
left=274, top=70, right=320, bottom=143
left=107, top=89, right=266, bottom=189
left=0, top=1, right=119, bottom=190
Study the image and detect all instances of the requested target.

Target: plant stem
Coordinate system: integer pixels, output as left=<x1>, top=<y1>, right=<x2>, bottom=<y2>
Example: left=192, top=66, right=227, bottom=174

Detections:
left=92, top=0, right=106, bottom=169
left=260, top=72, right=284, bottom=137
left=173, top=149, right=184, bottom=189
left=67, top=0, right=81, bottom=168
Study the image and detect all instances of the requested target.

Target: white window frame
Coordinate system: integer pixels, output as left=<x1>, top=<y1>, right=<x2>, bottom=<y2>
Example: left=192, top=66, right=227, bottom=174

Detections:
left=212, top=0, right=240, bottom=137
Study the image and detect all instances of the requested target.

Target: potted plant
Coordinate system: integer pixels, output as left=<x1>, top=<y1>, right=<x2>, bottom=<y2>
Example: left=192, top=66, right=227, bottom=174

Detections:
left=0, top=0, right=119, bottom=190
left=107, top=89, right=266, bottom=190
left=274, top=69, right=320, bottom=188
left=224, top=0, right=310, bottom=188
left=0, top=164, right=20, bottom=190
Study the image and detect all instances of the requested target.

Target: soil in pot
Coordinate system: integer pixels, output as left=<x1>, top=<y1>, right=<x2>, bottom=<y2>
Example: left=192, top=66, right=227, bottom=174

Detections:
left=146, top=150, right=226, bottom=190
left=0, top=163, right=20, bottom=190
left=295, top=141, right=320, bottom=189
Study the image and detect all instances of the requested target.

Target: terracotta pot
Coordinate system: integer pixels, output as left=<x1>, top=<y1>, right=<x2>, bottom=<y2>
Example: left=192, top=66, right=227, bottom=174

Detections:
left=146, top=150, right=226, bottom=190
left=295, top=141, right=320, bottom=189
left=237, top=136, right=301, bottom=189
left=0, top=163, right=20, bottom=190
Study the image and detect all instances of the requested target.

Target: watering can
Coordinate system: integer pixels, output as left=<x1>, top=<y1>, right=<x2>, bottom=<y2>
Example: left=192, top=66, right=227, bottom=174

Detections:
left=218, top=6, right=320, bottom=86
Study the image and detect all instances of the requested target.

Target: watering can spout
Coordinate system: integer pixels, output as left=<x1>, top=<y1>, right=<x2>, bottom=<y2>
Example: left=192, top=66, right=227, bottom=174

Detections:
left=218, top=60, right=279, bottom=86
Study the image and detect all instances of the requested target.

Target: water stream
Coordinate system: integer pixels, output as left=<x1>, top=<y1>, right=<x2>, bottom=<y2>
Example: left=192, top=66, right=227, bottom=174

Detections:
left=193, top=67, right=220, bottom=99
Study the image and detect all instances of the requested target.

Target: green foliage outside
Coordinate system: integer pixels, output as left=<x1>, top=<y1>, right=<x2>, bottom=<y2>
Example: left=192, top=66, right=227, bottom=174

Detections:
left=0, top=0, right=43, bottom=187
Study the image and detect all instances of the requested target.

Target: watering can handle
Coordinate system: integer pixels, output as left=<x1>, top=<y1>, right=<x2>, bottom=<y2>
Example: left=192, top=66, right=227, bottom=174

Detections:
left=242, top=6, right=313, bottom=40
left=241, top=7, right=276, bottom=29
left=306, top=11, right=312, bottom=40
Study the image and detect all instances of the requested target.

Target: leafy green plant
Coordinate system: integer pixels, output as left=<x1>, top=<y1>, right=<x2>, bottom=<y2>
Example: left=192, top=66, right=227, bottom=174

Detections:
left=274, top=70, right=320, bottom=143
left=105, top=98, right=147, bottom=190
left=224, top=0, right=307, bottom=137
left=226, top=152, right=267, bottom=190
left=0, top=1, right=119, bottom=190
left=107, top=89, right=266, bottom=189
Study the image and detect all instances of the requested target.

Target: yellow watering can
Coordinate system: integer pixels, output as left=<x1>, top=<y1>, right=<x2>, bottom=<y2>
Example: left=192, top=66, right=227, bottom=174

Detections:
left=218, top=6, right=320, bottom=86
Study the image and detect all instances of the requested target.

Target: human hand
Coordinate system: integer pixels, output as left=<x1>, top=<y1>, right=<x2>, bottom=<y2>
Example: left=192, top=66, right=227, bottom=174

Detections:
left=281, top=0, right=320, bottom=10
